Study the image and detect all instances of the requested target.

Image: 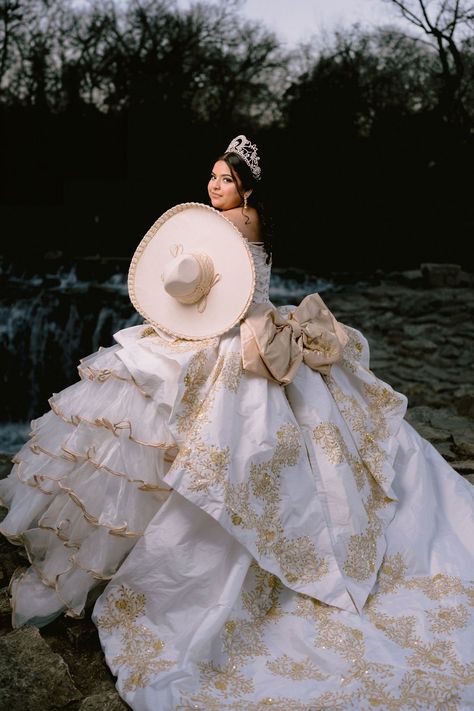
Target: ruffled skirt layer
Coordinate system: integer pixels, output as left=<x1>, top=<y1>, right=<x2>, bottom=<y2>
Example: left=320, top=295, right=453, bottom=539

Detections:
left=0, top=335, right=176, bottom=625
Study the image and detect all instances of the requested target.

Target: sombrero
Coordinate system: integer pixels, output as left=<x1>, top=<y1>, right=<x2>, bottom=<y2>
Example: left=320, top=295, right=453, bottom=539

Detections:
left=128, top=202, right=256, bottom=340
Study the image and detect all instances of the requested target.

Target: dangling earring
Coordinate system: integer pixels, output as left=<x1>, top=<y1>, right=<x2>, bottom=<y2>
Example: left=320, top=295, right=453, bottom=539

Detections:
left=242, top=193, right=250, bottom=224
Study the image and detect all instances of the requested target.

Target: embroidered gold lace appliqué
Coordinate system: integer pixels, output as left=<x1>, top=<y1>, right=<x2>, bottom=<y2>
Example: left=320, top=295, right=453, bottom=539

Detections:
left=427, top=604, right=470, bottom=634
left=177, top=351, right=243, bottom=436
left=176, top=362, right=330, bottom=585
left=177, top=350, right=213, bottom=434
left=181, top=553, right=474, bottom=709
left=180, top=441, right=230, bottom=493
left=339, top=326, right=367, bottom=373
left=311, top=367, right=405, bottom=582
left=312, top=422, right=367, bottom=490
left=172, top=353, right=242, bottom=491
left=225, top=423, right=330, bottom=585
left=96, top=584, right=175, bottom=691
left=181, top=579, right=355, bottom=709
left=361, top=554, right=474, bottom=706
left=189, top=565, right=277, bottom=704
left=266, top=654, right=329, bottom=681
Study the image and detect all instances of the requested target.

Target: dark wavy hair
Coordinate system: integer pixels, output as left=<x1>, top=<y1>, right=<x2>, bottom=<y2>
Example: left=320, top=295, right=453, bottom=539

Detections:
left=217, top=151, right=273, bottom=264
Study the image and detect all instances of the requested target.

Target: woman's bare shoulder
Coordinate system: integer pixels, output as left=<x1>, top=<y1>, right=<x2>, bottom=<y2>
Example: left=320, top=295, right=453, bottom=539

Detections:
left=221, top=207, right=261, bottom=242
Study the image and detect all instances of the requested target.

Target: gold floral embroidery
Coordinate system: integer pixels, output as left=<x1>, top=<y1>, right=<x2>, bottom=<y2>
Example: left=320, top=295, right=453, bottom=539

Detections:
left=182, top=562, right=346, bottom=710
left=323, top=379, right=388, bottom=487
left=179, top=441, right=230, bottom=493
left=363, top=669, right=463, bottom=709
left=293, top=594, right=333, bottom=622
left=407, top=639, right=466, bottom=670
left=312, top=422, right=347, bottom=465
left=427, top=604, right=470, bottom=634
left=272, top=535, right=329, bottom=584
left=342, top=525, right=379, bottom=581
left=363, top=382, right=406, bottom=419
left=178, top=350, right=213, bottom=434
left=297, top=552, right=474, bottom=706
left=312, top=422, right=367, bottom=490
left=192, top=572, right=275, bottom=703
left=178, top=693, right=355, bottom=709
left=181, top=554, right=474, bottom=710
left=374, top=552, right=407, bottom=594
left=266, top=654, right=328, bottom=681
left=197, top=661, right=254, bottom=697
left=360, top=554, right=474, bottom=705
left=175, top=357, right=328, bottom=586
left=311, top=369, right=405, bottom=584
left=366, top=608, right=420, bottom=648
left=175, top=353, right=326, bottom=586
left=329, top=390, right=369, bottom=437
left=465, top=586, right=474, bottom=607
left=323, top=373, right=405, bottom=490
left=223, top=618, right=270, bottom=660
left=339, top=326, right=367, bottom=373
left=241, top=563, right=284, bottom=620
left=225, top=424, right=329, bottom=584
left=406, top=573, right=467, bottom=600
left=177, top=351, right=242, bottom=435
left=375, top=555, right=473, bottom=601
left=340, top=477, right=392, bottom=583
left=316, top=617, right=365, bottom=659
left=299, top=607, right=396, bottom=695
left=96, top=585, right=175, bottom=692
left=212, top=353, right=243, bottom=394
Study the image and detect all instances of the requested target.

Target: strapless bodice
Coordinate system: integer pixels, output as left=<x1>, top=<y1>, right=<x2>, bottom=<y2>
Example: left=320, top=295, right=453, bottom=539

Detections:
left=248, top=241, right=271, bottom=304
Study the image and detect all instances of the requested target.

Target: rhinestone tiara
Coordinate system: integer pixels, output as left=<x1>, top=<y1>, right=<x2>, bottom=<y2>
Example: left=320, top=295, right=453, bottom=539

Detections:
left=225, top=134, right=261, bottom=181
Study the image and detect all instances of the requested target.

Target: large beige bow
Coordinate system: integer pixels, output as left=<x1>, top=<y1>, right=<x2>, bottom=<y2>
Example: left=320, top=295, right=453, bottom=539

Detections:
left=240, top=293, right=349, bottom=385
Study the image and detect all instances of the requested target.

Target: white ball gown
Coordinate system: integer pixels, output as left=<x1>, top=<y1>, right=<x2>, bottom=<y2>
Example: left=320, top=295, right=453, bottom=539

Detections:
left=1, top=241, right=473, bottom=710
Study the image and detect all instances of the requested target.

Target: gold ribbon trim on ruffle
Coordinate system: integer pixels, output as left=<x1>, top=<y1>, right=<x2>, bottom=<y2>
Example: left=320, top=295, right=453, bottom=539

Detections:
left=48, top=398, right=176, bottom=449
left=241, top=293, right=349, bottom=385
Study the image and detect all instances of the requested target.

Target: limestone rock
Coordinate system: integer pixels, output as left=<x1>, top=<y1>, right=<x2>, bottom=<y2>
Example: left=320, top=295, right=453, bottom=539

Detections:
left=452, top=461, right=474, bottom=475
left=420, top=262, right=462, bottom=287
left=0, top=625, right=82, bottom=709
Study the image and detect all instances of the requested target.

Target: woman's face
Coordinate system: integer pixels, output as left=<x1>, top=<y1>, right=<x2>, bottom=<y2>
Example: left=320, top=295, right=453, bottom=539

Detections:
left=208, top=160, right=243, bottom=211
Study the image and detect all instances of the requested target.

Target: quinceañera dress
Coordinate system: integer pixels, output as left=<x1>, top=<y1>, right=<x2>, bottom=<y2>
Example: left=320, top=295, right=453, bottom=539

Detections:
left=1, top=226, right=474, bottom=710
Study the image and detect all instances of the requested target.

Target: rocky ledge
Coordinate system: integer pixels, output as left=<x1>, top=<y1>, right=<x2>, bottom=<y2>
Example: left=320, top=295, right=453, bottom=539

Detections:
left=0, top=266, right=473, bottom=710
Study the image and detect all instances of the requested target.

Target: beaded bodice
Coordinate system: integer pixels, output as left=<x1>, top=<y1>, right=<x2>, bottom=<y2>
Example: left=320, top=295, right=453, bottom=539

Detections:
left=248, top=242, right=271, bottom=304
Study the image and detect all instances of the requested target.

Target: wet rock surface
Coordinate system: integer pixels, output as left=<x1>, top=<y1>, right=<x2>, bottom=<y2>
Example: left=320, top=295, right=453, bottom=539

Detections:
left=326, top=275, right=474, bottom=477
left=0, top=271, right=473, bottom=709
left=0, top=625, right=83, bottom=710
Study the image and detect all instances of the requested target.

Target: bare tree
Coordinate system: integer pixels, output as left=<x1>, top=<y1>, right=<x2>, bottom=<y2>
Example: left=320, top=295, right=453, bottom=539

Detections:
left=0, top=0, right=291, bottom=125
left=282, top=25, right=438, bottom=141
left=384, top=0, right=474, bottom=122
left=0, top=0, right=23, bottom=90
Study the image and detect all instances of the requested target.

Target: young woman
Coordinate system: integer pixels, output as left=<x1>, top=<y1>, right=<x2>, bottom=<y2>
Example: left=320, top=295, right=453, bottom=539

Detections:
left=1, top=136, right=473, bottom=710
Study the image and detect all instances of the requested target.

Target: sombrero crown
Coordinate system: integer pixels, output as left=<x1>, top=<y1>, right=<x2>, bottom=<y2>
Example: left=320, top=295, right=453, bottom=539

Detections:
left=128, top=203, right=256, bottom=340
